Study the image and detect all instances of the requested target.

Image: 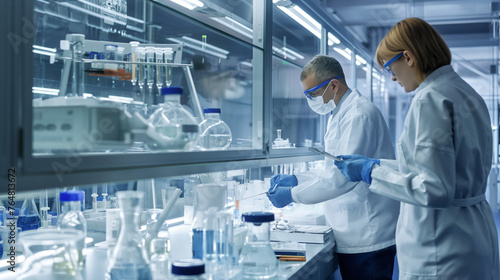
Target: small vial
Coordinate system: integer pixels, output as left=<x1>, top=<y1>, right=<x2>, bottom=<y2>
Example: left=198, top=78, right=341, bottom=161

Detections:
left=164, top=48, right=173, bottom=87
left=171, top=259, right=205, bottom=280
left=145, top=46, right=155, bottom=91
left=130, top=41, right=141, bottom=85
left=116, top=47, right=125, bottom=62
left=136, top=47, right=146, bottom=91
left=105, top=44, right=118, bottom=60
left=155, top=48, right=164, bottom=90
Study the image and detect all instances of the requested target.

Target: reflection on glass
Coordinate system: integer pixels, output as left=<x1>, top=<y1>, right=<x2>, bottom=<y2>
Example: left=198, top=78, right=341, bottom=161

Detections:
left=272, top=56, right=323, bottom=148
left=31, top=0, right=260, bottom=154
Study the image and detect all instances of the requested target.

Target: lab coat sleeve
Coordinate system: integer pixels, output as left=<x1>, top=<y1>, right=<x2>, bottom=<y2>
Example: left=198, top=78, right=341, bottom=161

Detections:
left=370, top=95, right=456, bottom=208
left=292, top=113, right=381, bottom=204
left=379, top=159, right=399, bottom=170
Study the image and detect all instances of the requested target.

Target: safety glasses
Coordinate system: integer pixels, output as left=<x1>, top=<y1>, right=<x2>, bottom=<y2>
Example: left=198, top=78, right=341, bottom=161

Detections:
left=383, top=52, right=404, bottom=76
left=303, top=75, right=342, bottom=100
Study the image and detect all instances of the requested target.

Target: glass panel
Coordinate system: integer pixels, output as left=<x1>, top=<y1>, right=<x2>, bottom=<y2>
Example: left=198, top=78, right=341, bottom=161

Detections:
left=154, top=0, right=254, bottom=45
left=272, top=3, right=320, bottom=67
left=32, top=0, right=261, bottom=156
left=328, top=37, right=353, bottom=86
left=355, top=54, right=369, bottom=97
left=271, top=56, right=323, bottom=149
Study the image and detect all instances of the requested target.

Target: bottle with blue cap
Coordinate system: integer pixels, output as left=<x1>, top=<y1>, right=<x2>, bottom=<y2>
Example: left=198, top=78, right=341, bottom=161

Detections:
left=171, top=259, right=206, bottom=279
left=238, top=212, right=278, bottom=279
left=147, top=87, right=199, bottom=150
left=58, top=190, right=87, bottom=270
left=198, top=108, right=232, bottom=150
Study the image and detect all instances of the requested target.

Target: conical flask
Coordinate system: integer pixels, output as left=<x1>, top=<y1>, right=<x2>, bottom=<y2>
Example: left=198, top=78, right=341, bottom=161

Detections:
left=17, top=197, right=41, bottom=231
left=106, top=191, right=152, bottom=280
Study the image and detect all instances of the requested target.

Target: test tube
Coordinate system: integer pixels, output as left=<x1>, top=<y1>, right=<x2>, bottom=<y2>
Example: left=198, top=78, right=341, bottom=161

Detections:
left=102, top=184, right=108, bottom=211
left=164, top=48, right=173, bottom=87
left=130, top=41, right=140, bottom=85
left=91, top=185, right=98, bottom=212
left=136, top=47, right=146, bottom=92
left=155, top=48, right=164, bottom=90
left=39, top=189, right=50, bottom=228
left=145, top=46, right=155, bottom=91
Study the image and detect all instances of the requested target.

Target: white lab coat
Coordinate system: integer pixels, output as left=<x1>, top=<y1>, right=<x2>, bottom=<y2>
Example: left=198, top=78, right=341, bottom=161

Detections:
left=370, top=65, right=500, bottom=279
left=292, top=89, right=400, bottom=254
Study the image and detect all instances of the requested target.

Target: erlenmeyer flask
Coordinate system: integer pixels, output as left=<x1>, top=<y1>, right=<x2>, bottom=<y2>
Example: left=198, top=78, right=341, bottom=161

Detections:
left=106, top=191, right=152, bottom=280
left=17, top=197, right=41, bottom=231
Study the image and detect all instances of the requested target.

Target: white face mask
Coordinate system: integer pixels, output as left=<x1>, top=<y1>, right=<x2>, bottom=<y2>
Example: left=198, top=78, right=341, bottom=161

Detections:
left=307, top=81, right=337, bottom=115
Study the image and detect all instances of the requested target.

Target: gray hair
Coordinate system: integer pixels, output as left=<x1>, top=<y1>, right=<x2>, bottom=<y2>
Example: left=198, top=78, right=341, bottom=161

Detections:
left=300, top=55, right=346, bottom=85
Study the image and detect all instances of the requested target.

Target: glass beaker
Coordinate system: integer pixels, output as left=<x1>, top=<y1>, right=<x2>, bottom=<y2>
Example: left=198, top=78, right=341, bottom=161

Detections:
left=238, top=212, right=277, bottom=279
left=17, top=197, right=41, bottom=231
left=191, top=184, right=227, bottom=259
left=203, top=209, right=233, bottom=279
left=18, top=229, right=84, bottom=280
left=106, top=191, right=152, bottom=280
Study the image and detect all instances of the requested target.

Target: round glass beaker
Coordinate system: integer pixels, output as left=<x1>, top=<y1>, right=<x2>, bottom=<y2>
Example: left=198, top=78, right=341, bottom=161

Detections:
left=18, top=229, right=85, bottom=280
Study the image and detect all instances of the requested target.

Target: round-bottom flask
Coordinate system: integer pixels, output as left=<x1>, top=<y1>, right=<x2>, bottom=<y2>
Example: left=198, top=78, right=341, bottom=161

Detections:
left=238, top=212, right=277, bottom=279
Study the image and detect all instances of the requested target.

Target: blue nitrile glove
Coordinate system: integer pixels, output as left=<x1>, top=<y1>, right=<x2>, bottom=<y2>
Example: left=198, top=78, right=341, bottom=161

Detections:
left=270, top=174, right=298, bottom=189
left=334, top=154, right=380, bottom=184
left=266, top=186, right=294, bottom=208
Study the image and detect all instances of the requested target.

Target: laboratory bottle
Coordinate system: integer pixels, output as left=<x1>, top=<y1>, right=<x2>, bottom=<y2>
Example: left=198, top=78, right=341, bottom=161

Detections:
left=17, top=197, right=41, bottom=231
left=238, top=212, right=277, bottom=279
left=198, top=108, right=232, bottom=150
left=171, top=259, right=206, bottom=280
left=147, top=87, right=199, bottom=150
left=149, top=238, right=170, bottom=280
left=191, top=184, right=227, bottom=259
left=106, top=191, right=152, bottom=280
left=58, top=190, right=87, bottom=270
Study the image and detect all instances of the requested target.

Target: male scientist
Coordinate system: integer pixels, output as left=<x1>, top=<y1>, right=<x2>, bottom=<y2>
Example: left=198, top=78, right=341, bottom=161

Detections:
left=266, top=55, right=400, bottom=280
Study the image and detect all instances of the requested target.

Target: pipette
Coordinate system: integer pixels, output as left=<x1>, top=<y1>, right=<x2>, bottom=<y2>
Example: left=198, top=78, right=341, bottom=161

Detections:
left=308, top=147, right=343, bottom=162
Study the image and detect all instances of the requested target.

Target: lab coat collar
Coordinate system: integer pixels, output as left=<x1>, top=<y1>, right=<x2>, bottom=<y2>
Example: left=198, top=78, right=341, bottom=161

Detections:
left=330, top=88, right=352, bottom=116
left=418, top=65, right=454, bottom=91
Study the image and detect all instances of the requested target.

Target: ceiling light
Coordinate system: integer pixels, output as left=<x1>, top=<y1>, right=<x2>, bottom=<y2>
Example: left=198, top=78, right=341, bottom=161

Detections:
left=32, top=87, right=60, bottom=96
left=273, top=46, right=297, bottom=60
left=277, top=5, right=321, bottom=39
left=333, top=47, right=351, bottom=60
left=211, top=16, right=253, bottom=39
left=328, top=33, right=340, bottom=45
left=170, top=0, right=204, bottom=10
left=167, top=38, right=228, bottom=59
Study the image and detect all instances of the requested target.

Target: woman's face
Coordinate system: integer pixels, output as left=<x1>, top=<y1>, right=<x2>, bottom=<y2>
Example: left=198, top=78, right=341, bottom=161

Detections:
left=388, top=51, right=420, bottom=92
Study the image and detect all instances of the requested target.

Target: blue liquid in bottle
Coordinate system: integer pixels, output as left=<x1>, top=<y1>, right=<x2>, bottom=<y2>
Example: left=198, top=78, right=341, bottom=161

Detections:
left=192, top=228, right=204, bottom=259
left=0, top=235, right=3, bottom=259
left=17, top=215, right=41, bottom=231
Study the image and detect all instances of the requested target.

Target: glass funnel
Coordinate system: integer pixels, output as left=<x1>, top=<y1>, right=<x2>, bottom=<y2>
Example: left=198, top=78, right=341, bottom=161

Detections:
left=106, top=191, right=152, bottom=280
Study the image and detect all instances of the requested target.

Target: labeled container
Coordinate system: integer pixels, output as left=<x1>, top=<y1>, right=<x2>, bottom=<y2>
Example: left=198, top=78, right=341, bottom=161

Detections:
left=171, top=259, right=206, bottom=280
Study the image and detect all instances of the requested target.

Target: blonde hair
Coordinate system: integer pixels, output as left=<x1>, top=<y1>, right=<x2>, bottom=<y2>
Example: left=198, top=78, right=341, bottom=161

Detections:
left=375, top=17, right=451, bottom=82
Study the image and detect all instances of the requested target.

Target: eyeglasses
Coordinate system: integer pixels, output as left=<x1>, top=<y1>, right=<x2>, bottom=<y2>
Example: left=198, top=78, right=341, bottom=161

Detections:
left=383, top=52, right=404, bottom=76
left=303, top=75, right=342, bottom=100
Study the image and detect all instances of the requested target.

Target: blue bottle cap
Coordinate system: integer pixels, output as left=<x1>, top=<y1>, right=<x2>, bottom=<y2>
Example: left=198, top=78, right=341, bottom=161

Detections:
left=203, top=108, right=221, bottom=114
left=171, top=259, right=205, bottom=275
left=161, top=86, right=183, bottom=95
left=241, top=212, right=275, bottom=223
left=60, top=190, right=84, bottom=202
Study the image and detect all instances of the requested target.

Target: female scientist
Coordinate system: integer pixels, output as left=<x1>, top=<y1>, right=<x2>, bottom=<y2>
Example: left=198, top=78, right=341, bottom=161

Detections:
left=335, top=17, right=500, bottom=279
